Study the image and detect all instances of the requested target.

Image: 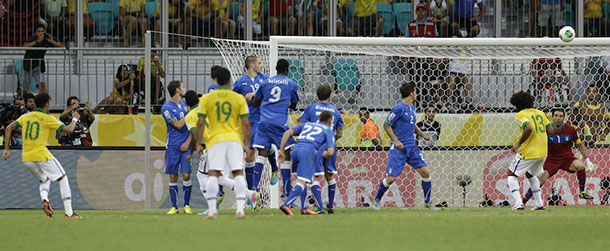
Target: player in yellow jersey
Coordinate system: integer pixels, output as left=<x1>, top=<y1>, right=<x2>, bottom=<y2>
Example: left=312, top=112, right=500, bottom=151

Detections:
left=3, top=93, right=82, bottom=218
left=184, top=90, right=259, bottom=216
left=507, top=91, right=555, bottom=211
left=195, top=66, right=253, bottom=220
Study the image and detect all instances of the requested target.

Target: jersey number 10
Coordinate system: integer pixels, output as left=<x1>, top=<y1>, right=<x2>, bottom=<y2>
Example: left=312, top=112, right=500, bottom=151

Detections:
left=25, top=121, right=40, bottom=140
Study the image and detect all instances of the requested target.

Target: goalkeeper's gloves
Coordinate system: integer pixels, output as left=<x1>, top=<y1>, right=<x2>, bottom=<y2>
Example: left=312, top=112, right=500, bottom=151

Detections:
left=584, top=158, right=598, bottom=173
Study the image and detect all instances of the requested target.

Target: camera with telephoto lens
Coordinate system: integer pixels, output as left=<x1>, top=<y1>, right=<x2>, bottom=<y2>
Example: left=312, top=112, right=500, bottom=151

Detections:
left=0, top=103, right=24, bottom=146
left=56, top=119, right=84, bottom=146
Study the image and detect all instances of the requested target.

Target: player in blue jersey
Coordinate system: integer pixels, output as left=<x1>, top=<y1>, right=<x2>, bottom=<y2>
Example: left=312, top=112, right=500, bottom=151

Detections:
left=252, top=59, right=300, bottom=196
left=278, top=111, right=336, bottom=216
left=233, top=56, right=281, bottom=189
left=372, top=82, right=439, bottom=211
left=161, top=80, right=193, bottom=215
left=297, top=84, right=343, bottom=214
left=207, top=65, right=221, bottom=93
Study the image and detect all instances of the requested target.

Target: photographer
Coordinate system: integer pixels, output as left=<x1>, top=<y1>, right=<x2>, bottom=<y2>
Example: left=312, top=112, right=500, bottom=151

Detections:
left=58, top=96, right=94, bottom=146
left=22, top=23, right=64, bottom=95
left=0, top=96, right=27, bottom=146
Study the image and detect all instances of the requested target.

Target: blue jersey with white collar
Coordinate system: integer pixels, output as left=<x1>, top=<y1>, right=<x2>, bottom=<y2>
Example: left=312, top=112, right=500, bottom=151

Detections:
left=233, top=73, right=268, bottom=125
left=208, top=83, right=218, bottom=93
left=298, top=102, right=344, bottom=132
left=385, top=102, right=417, bottom=147
left=255, top=75, right=300, bottom=126
left=161, top=99, right=189, bottom=146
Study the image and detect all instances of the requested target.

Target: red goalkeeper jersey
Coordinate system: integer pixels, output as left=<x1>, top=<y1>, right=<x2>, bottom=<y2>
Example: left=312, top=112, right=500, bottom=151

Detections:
left=547, top=123, right=581, bottom=161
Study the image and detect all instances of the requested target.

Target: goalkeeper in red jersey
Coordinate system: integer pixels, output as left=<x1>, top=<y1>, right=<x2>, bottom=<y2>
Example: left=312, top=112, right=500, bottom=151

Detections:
left=523, top=108, right=598, bottom=204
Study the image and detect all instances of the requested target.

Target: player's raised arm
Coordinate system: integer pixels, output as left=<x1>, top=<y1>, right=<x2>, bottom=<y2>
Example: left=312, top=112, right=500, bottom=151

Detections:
left=61, top=110, right=82, bottom=134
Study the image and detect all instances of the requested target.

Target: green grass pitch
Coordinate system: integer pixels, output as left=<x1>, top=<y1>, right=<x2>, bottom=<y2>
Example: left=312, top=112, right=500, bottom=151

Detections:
left=2, top=207, right=609, bottom=250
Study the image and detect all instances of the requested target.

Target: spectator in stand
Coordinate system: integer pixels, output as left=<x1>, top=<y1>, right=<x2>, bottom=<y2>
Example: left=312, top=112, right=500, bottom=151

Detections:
left=406, top=3, right=437, bottom=38
left=451, top=0, right=484, bottom=37
left=584, top=0, right=610, bottom=37
left=416, top=106, right=441, bottom=147
left=0, top=0, right=42, bottom=47
left=154, top=0, right=186, bottom=47
left=215, top=0, right=236, bottom=39
left=66, top=0, right=95, bottom=45
left=528, top=0, right=538, bottom=37
left=59, top=96, right=95, bottom=146
left=346, top=0, right=384, bottom=37
left=238, top=0, right=263, bottom=37
left=359, top=107, right=382, bottom=147
left=22, top=23, right=64, bottom=95
left=23, top=93, right=36, bottom=113
left=427, top=0, right=451, bottom=37
left=93, top=64, right=135, bottom=114
left=446, top=42, right=473, bottom=111
left=530, top=56, right=571, bottom=106
left=269, top=0, right=296, bottom=35
left=598, top=53, right=610, bottom=98
left=42, top=0, right=67, bottom=42
left=294, top=0, right=315, bottom=36
left=119, top=0, right=147, bottom=47
left=137, top=50, right=166, bottom=105
left=570, top=85, right=610, bottom=145
left=537, top=0, right=564, bottom=37
left=317, top=0, right=347, bottom=36
left=186, top=0, right=219, bottom=45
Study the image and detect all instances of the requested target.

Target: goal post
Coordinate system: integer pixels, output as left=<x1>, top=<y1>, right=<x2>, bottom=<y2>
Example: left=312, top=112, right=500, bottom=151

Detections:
left=215, top=36, right=610, bottom=209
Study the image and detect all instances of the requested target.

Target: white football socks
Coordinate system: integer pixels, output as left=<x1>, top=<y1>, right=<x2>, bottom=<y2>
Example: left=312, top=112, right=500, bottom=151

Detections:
left=528, top=176, right=543, bottom=207
left=196, top=171, right=208, bottom=196
left=234, top=175, right=247, bottom=215
left=59, top=176, right=74, bottom=216
left=507, top=176, right=522, bottom=207
left=205, top=176, right=219, bottom=216
left=39, top=179, right=50, bottom=202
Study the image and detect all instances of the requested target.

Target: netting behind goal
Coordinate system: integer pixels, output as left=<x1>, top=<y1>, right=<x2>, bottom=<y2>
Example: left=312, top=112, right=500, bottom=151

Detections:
left=214, top=37, right=610, bottom=208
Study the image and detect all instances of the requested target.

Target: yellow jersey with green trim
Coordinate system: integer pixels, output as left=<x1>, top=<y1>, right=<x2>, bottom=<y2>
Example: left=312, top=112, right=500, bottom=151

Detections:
left=185, top=104, right=212, bottom=143
left=198, top=87, right=249, bottom=148
left=514, top=108, right=550, bottom=159
left=15, top=109, right=65, bottom=162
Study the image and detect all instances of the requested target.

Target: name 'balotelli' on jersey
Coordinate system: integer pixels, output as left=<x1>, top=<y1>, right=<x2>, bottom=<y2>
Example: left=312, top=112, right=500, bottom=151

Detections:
left=161, top=100, right=189, bottom=146
left=292, top=122, right=335, bottom=150
left=385, top=102, right=417, bottom=147
left=254, top=75, right=299, bottom=126
left=298, top=102, right=344, bottom=132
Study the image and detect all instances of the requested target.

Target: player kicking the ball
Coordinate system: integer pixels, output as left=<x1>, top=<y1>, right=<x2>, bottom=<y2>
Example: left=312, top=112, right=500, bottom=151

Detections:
left=195, top=67, right=254, bottom=220
left=522, top=108, right=598, bottom=204
left=372, top=82, right=439, bottom=211
left=507, top=91, right=555, bottom=211
left=278, top=111, right=335, bottom=216
left=3, top=93, right=81, bottom=218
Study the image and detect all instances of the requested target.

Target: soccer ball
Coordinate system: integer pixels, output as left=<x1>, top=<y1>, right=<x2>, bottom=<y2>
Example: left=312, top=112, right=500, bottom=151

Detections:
left=559, top=26, right=575, bottom=42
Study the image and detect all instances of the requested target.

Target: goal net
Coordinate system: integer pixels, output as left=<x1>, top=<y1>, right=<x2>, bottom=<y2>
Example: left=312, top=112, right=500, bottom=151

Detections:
left=213, top=36, right=610, bottom=209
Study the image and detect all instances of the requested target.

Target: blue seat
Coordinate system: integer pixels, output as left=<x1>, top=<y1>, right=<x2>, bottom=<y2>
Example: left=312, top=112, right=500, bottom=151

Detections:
left=604, top=4, right=610, bottom=18
left=144, top=1, right=158, bottom=27
left=332, top=58, right=360, bottom=92
left=14, top=60, right=38, bottom=93
left=564, top=3, right=574, bottom=27
left=108, top=0, right=120, bottom=19
left=286, top=59, right=305, bottom=89
left=88, top=2, right=115, bottom=35
left=393, top=3, right=411, bottom=36
left=377, top=3, right=394, bottom=36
